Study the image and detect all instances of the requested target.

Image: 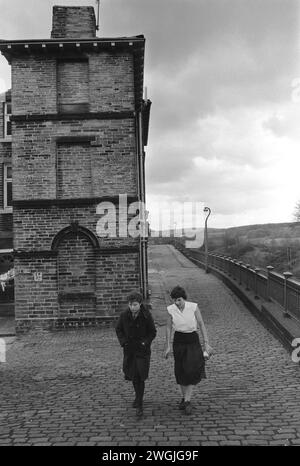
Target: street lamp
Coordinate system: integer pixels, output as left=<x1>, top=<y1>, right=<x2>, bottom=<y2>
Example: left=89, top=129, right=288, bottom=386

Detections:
left=173, top=221, right=177, bottom=248
left=204, top=206, right=211, bottom=273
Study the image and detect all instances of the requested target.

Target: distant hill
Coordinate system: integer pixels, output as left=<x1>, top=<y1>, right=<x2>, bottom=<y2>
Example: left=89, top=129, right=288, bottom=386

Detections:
left=206, top=222, right=300, bottom=277
left=149, top=222, right=300, bottom=277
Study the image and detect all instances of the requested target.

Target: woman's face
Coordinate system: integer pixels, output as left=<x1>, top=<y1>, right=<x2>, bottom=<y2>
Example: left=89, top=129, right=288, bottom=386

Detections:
left=173, top=297, right=185, bottom=310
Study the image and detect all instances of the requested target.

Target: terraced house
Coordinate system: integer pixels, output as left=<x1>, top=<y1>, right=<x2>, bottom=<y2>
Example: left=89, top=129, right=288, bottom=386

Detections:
left=0, top=5, right=151, bottom=333
left=0, top=89, right=13, bottom=317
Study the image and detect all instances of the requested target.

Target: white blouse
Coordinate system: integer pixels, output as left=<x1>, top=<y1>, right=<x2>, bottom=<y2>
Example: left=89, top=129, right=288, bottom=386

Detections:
left=167, top=301, right=198, bottom=333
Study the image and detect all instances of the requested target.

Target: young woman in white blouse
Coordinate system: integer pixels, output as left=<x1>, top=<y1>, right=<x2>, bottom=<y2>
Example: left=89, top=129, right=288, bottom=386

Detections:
left=165, top=285, right=213, bottom=415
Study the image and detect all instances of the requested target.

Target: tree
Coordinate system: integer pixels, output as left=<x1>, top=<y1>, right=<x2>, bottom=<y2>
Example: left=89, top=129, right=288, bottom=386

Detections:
left=293, top=201, right=300, bottom=222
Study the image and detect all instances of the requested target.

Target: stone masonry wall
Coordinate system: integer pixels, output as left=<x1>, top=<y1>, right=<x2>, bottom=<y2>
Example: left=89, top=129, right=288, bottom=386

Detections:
left=57, top=60, right=89, bottom=108
left=14, top=250, right=140, bottom=332
left=0, top=100, right=4, bottom=138
left=11, top=53, right=135, bottom=115
left=11, top=57, right=57, bottom=115
left=10, top=22, right=141, bottom=332
left=51, top=6, right=96, bottom=39
left=0, top=94, right=13, bottom=246
left=56, top=142, right=93, bottom=199
left=14, top=256, right=58, bottom=319
left=89, top=53, right=135, bottom=112
left=12, top=119, right=137, bottom=201
left=13, top=205, right=139, bottom=251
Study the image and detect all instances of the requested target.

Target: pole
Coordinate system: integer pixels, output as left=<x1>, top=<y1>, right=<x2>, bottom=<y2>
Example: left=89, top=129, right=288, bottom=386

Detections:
left=204, top=207, right=211, bottom=273
left=254, top=267, right=261, bottom=299
left=246, top=264, right=251, bottom=291
left=238, top=261, right=243, bottom=285
left=283, top=271, right=293, bottom=318
left=95, top=0, right=100, bottom=31
left=266, top=265, right=274, bottom=302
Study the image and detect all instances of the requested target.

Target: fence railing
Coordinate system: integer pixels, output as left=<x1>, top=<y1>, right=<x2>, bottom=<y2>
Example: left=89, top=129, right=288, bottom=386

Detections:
left=175, top=243, right=300, bottom=323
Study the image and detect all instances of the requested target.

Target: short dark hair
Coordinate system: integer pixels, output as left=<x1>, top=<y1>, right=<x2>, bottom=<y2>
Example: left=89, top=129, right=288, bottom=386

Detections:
left=127, top=290, right=143, bottom=304
left=170, top=286, right=187, bottom=300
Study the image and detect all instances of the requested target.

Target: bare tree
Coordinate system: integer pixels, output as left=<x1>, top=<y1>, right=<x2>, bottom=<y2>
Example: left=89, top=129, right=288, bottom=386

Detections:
left=293, top=200, right=300, bottom=222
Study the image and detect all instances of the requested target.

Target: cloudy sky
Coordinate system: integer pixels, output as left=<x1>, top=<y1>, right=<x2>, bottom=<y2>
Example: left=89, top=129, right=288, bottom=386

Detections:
left=1, top=0, right=300, bottom=229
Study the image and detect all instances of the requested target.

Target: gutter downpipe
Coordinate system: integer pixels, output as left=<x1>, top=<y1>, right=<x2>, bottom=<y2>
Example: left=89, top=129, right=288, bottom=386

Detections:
left=137, top=109, right=148, bottom=299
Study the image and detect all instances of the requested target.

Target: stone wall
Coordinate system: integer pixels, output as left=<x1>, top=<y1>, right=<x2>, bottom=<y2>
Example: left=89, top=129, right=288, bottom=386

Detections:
left=51, top=6, right=96, bottom=39
left=12, top=119, right=137, bottom=201
left=9, top=8, right=143, bottom=332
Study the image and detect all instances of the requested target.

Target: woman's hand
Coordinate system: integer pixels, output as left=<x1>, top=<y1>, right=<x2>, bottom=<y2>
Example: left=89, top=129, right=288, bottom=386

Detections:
left=165, top=346, right=171, bottom=359
left=205, top=343, right=213, bottom=356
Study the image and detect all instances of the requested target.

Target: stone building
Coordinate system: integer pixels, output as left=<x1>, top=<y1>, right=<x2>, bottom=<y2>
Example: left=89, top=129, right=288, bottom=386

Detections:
left=0, top=6, right=151, bottom=333
left=0, top=89, right=14, bottom=315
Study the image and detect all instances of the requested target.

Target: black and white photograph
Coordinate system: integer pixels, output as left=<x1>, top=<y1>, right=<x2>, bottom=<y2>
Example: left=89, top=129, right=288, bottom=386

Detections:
left=0, top=0, right=300, bottom=455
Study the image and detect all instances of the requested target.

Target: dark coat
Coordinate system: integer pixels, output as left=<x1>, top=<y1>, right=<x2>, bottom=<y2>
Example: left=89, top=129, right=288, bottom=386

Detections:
left=115, top=305, right=157, bottom=381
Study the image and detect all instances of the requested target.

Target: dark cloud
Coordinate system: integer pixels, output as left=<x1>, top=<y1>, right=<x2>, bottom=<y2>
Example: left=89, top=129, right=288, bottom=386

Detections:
left=0, top=0, right=299, bottom=227
left=148, top=154, right=278, bottom=217
left=101, top=0, right=298, bottom=70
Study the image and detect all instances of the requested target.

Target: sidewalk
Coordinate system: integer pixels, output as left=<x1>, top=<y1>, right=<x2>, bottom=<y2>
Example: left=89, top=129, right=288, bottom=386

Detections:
left=0, top=244, right=300, bottom=446
left=177, top=246, right=300, bottom=353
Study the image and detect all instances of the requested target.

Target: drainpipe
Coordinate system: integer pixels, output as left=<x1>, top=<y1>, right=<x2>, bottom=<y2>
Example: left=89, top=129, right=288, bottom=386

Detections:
left=137, top=110, right=148, bottom=299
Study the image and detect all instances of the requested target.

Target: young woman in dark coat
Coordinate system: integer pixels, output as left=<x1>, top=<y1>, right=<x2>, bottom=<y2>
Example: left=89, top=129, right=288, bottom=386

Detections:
left=115, top=291, right=157, bottom=418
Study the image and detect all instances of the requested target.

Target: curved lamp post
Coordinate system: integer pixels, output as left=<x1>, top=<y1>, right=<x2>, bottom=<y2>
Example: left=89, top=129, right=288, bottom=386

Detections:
left=204, top=207, right=211, bottom=273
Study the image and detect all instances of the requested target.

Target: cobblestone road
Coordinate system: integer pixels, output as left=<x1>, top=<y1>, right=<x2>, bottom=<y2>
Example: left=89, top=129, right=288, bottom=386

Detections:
left=0, top=245, right=300, bottom=446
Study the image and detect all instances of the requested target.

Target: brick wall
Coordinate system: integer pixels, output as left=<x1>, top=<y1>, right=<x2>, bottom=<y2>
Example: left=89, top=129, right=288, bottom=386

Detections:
left=12, top=119, right=137, bottom=201
left=57, top=142, right=92, bottom=199
left=14, top=249, right=140, bottom=331
left=0, top=101, right=4, bottom=138
left=89, top=53, right=135, bottom=112
left=13, top=205, right=139, bottom=251
left=57, top=60, right=89, bottom=112
left=96, top=252, right=140, bottom=315
left=58, top=233, right=95, bottom=292
left=58, top=233, right=96, bottom=317
left=14, top=256, right=58, bottom=319
left=0, top=93, right=13, bottom=249
left=11, top=57, right=57, bottom=115
left=51, top=6, right=96, bottom=39
left=10, top=20, right=143, bottom=332
left=11, top=53, right=135, bottom=115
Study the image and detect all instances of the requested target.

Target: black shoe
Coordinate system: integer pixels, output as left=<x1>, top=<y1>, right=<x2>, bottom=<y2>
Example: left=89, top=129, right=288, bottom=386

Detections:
left=132, top=398, right=138, bottom=408
left=184, top=401, right=192, bottom=415
left=179, top=398, right=185, bottom=410
left=136, top=406, right=143, bottom=418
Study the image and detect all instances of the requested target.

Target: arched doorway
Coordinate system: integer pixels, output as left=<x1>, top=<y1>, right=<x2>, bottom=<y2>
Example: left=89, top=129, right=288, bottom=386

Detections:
left=53, top=226, right=98, bottom=318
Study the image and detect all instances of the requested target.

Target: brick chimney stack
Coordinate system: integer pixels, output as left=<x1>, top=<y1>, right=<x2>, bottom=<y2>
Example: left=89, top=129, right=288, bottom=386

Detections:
left=51, top=6, right=97, bottom=39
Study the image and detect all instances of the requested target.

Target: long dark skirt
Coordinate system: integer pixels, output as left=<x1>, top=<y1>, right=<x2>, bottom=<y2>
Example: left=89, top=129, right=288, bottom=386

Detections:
left=173, top=331, right=206, bottom=385
left=123, top=344, right=151, bottom=382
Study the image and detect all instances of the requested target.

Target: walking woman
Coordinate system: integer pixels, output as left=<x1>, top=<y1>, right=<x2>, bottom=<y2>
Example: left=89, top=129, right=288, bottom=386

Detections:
left=165, top=285, right=212, bottom=415
left=116, top=291, right=157, bottom=418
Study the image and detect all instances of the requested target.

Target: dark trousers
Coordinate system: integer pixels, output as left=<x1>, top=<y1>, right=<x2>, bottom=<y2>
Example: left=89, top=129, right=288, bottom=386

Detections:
left=132, top=375, right=145, bottom=407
